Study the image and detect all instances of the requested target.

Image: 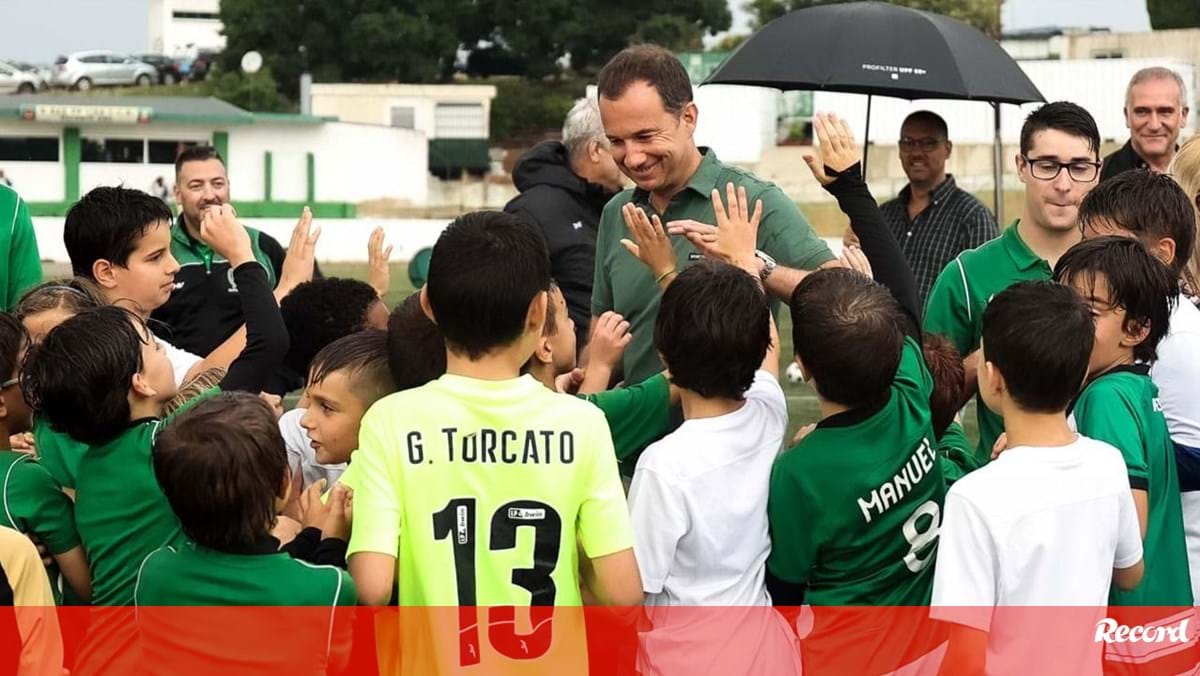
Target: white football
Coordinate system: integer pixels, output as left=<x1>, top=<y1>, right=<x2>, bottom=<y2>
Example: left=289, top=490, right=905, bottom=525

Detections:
left=785, top=362, right=804, bottom=384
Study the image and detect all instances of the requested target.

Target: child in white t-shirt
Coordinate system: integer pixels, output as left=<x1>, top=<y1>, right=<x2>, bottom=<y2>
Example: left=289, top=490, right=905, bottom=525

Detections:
left=621, top=189, right=798, bottom=675
left=932, top=281, right=1144, bottom=675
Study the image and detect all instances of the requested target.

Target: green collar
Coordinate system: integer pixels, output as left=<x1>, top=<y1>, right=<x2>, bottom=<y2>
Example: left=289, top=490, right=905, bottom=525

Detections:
left=172, top=213, right=210, bottom=255
left=1001, top=219, right=1047, bottom=271
left=632, top=146, right=722, bottom=207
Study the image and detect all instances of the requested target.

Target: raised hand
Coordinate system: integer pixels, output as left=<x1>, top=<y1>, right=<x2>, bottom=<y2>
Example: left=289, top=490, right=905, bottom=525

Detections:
left=276, top=207, right=320, bottom=297
left=802, top=112, right=861, bottom=186
left=200, top=204, right=254, bottom=268
left=367, top=226, right=393, bottom=299
left=838, top=244, right=874, bottom=279
left=588, top=311, right=632, bottom=373
left=322, top=484, right=353, bottom=541
left=666, top=182, right=762, bottom=277
left=619, top=203, right=676, bottom=282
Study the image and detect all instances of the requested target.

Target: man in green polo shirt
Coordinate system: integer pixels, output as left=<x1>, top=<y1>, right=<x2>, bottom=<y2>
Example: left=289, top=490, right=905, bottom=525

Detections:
left=0, top=184, right=42, bottom=310
left=924, top=102, right=1102, bottom=460
left=592, top=44, right=833, bottom=385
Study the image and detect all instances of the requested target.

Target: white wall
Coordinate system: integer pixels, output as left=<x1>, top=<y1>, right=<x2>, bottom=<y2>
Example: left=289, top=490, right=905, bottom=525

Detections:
left=31, top=216, right=845, bottom=263
left=80, top=164, right=171, bottom=196
left=693, top=85, right=779, bottom=163
left=809, top=58, right=1195, bottom=147
left=227, top=122, right=429, bottom=205
left=0, top=163, right=62, bottom=201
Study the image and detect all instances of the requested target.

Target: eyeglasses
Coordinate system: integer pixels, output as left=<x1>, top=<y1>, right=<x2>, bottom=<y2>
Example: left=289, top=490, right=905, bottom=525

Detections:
left=898, top=137, right=944, bottom=153
left=1022, top=156, right=1101, bottom=182
left=0, top=377, right=17, bottom=389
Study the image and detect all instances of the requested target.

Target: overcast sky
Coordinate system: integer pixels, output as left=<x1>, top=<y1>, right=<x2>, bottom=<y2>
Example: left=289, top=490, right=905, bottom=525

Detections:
left=726, top=0, right=1152, bottom=35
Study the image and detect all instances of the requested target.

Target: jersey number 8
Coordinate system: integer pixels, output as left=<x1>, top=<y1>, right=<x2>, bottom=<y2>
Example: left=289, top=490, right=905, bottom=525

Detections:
left=432, top=497, right=562, bottom=666
left=902, top=500, right=940, bottom=573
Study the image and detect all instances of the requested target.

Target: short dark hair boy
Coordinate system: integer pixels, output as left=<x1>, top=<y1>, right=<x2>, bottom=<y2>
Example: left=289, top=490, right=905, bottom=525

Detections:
left=655, top=261, right=769, bottom=400
left=386, top=292, right=446, bottom=390
left=63, top=186, right=173, bottom=278
left=138, top=392, right=355, bottom=672
left=979, top=281, right=1094, bottom=413
left=423, top=210, right=551, bottom=359
left=1054, top=235, right=1175, bottom=364
left=1078, top=169, right=1196, bottom=280
left=302, top=330, right=396, bottom=467
left=274, top=277, right=388, bottom=393
left=790, top=268, right=905, bottom=408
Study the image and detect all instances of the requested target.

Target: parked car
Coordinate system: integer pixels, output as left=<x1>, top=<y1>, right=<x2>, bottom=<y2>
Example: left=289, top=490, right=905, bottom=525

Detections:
left=52, top=51, right=157, bottom=90
left=0, top=61, right=43, bottom=94
left=135, top=53, right=183, bottom=85
left=188, top=49, right=221, bottom=82
left=10, top=62, right=52, bottom=87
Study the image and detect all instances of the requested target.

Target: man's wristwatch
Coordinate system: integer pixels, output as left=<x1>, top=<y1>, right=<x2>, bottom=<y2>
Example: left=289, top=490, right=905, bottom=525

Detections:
left=754, top=250, right=777, bottom=281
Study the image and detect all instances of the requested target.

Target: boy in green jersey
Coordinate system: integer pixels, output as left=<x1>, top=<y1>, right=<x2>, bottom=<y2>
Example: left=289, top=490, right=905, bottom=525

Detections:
left=0, top=313, right=91, bottom=604
left=764, top=113, right=946, bottom=674
left=348, top=211, right=641, bottom=674
left=136, top=392, right=355, bottom=675
left=1053, top=236, right=1196, bottom=673
left=1055, top=236, right=1189, bottom=606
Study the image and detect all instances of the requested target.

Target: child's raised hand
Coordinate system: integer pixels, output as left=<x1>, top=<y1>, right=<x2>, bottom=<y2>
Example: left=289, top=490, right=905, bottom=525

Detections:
left=555, top=367, right=586, bottom=394
left=838, top=245, right=874, bottom=279
left=276, top=207, right=320, bottom=298
left=323, top=484, right=353, bottom=541
left=588, top=312, right=632, bottom=372
left=666, top=183, right=763, bottom=277
left=619, top=204, right=676, bottom=282
left=199, top=204, right=254, bottom=268
left=367, top=226, right=393, bottom=299
left=802, top=112, right=861, bottom=187
left=8, top=432, right=35, bottom=457
left=299, top=478, right=331, bottom=531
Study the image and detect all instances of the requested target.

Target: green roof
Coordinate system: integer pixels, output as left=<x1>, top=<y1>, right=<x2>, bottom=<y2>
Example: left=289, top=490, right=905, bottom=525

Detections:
left=0, top=94, right=330, bottom=126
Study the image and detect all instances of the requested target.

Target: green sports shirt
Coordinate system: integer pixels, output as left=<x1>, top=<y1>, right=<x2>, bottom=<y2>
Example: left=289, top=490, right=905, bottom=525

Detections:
left=32, top=417, right=88, bottom=489
left=0, top=184, right=43, bottom=310
left=1073, top=365, right=1192, bottom=607
left=768, top=338, right=946, bottom=605
left=924, top=221, right=1052, bottom=458
left=581, top=372, right=671, bottom=476
left=937, top=421, right=983, bottom=487
left=0, top=450, right=78, bottom=555
left=592, top=148, right=833, bottom=385
left=75, top=388, right=220, bottom=606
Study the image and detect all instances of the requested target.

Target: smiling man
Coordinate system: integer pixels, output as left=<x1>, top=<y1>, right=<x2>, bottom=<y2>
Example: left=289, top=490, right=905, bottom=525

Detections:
left=151, top=145, right=314, bottom=357
left=1101, top=67, right=1191, bottom=181
left=592, top=44, right=833, bottom=385
left=925, top=102, right=1102, bottom=460
left=871, top=111, right=997, bottom=306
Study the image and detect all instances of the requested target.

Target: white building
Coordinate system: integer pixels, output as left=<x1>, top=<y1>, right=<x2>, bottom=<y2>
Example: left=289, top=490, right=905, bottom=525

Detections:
left=310, top=84, right=497, bottom=177
left=0, top=94, right=428, bottom=215
left=149, top=0, right=225, bottom=57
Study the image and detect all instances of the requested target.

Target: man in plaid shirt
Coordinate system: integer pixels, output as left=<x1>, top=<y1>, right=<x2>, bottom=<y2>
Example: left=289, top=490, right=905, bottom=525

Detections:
left=847, top=111, right=998, bottom=307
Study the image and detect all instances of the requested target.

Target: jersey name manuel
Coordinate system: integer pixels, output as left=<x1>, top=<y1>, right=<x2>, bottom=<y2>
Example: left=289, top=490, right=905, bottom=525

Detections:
left=857, top=438, right=937, bottom=524
left=405, top=427, right=576, bottom=465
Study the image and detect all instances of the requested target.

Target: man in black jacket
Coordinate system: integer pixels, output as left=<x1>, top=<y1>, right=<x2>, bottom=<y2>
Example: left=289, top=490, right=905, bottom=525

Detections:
left=505, top=97, right=625, bottom=349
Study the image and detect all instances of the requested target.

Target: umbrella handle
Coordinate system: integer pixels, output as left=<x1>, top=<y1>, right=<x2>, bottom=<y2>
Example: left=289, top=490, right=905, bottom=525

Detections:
left=862, top=94, right=872, bottom=176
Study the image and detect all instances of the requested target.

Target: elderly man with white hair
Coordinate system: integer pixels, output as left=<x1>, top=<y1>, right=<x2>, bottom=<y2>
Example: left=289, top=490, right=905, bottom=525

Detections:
left=505, top=97, right=626, bottom=350
left=1101, top=66, right=1191, bottom=181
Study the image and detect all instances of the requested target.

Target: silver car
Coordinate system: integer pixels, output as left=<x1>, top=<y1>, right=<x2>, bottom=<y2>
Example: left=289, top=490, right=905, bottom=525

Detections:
left=52, top=51, right=157, bottom=90
left=0, top=61, right=42, bottom=94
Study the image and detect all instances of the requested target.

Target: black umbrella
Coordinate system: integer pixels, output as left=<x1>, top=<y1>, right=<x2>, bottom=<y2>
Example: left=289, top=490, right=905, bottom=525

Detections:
left=704, top=1, right=1045, bottom=222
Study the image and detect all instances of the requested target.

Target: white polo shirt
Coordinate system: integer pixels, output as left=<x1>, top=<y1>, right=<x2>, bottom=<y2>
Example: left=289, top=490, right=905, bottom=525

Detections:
left=1151, top=294, right=1200, bottom=600
left=628, top=370, right=799, bottom=675
left=931, top=436, right=1142, bottom=675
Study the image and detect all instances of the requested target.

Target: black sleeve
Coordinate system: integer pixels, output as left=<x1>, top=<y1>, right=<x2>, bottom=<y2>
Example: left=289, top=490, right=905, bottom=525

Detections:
left=280, top=526, right=321, bottom=560
left=310, top=537, right=348, bottom=569
left=219, top=262, right=290, bottom=392
left=824, top=163, right=921, bottom=340
left=766, top=568, right=806, bottom=606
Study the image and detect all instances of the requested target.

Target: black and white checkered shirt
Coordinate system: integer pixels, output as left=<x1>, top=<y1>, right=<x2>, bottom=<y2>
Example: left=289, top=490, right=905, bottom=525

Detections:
left=880, top=175, right=999, bottom=307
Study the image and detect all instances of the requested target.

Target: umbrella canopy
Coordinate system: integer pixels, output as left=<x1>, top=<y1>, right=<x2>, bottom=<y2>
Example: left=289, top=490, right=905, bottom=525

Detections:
left=703, top=1, right=1043, bottom=104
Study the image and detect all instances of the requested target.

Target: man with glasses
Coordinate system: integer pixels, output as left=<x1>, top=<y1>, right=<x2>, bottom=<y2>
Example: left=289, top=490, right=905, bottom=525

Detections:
left=846, top=111, right=997, bottom=305
left=925, top=102, right=1102, bottom=461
